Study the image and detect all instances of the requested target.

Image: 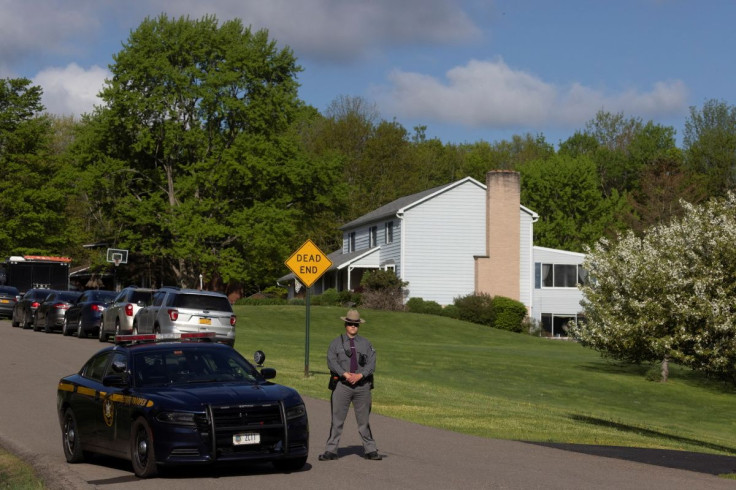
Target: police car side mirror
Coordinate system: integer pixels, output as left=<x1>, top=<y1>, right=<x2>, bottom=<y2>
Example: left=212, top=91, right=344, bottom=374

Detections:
left=260, top=367, right=276, bottom=380
left=254, top=350, right=266, bottom=366
left=102, top=374, right=129, bottom=388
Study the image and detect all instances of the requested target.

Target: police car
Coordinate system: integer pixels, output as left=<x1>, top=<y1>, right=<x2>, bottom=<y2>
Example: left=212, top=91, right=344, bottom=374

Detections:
left=56, top=332, right=309, bottom=478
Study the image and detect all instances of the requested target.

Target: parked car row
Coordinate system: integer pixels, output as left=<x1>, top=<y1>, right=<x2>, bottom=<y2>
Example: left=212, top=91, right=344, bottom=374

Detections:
left=8, top=286, right=237, bottom=345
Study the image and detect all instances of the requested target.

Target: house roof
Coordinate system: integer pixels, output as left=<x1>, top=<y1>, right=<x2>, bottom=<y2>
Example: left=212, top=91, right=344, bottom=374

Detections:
left=340, top=177, right=485, bottom=230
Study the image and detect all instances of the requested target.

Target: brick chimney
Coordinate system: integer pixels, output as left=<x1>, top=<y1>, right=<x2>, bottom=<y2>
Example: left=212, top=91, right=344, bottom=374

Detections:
left=474, top=170, right=520, bottom=300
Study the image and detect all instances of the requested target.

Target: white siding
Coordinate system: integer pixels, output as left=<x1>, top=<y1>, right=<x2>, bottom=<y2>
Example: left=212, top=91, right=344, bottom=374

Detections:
left=519, top=211, right=535, bottom=310
left=401, top=181, right=486, bottom=305
left=531, top=246, right=585, bottom=322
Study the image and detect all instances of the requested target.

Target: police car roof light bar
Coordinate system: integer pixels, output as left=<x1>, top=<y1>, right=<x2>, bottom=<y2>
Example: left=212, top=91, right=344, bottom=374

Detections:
left=114, top=332, right=217, bottom=345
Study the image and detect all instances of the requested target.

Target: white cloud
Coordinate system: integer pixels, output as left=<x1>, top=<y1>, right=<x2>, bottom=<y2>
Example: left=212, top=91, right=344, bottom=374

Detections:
left=146, top=0, right=481, bottom=61
left=374, top=58, right=689, bottom=129
left=33, top=64, right=108, bottom=117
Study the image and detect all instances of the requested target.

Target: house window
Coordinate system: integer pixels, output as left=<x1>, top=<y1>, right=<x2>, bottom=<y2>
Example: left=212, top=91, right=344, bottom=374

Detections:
left=541, top=313, right=583, bottom=337
left=536, top=263, right=585, bottom=288
left=385, top=264, right=395, bottom=273
left=369, top=226, right=377, bottom=248
left=348, top=232, right=356, bottom=252
left=385, top=221, right=393, bottom=244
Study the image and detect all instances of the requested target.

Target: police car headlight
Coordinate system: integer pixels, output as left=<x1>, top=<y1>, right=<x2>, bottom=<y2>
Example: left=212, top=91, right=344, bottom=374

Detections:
left=156, top=411, right=197, bottom=426
left=286, top=403, right=306, bottom=420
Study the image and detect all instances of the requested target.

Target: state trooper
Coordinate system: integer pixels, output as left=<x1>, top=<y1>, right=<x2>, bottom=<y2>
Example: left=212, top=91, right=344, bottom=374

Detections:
left=318, top=309, right=382, bottom=461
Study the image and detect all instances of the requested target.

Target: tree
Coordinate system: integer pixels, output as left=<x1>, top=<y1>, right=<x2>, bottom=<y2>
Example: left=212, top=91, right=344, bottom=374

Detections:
left=571, top=194, right=736, bottom=383
left=519, top=154, right=627, bottom=252
left=0, top=78, right=77, bottom=257
left=74, top=15, right=341, bottom=292
left=683, top=99, right=736, bottom=197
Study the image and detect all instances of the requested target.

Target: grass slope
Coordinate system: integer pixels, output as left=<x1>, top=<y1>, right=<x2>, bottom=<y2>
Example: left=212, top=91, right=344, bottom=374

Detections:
left=234, top=305, right=736, bottom=455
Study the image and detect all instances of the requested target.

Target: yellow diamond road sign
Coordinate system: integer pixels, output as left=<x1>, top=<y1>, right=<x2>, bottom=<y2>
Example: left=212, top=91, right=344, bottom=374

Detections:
left=285, top=239, right=333, bottom=288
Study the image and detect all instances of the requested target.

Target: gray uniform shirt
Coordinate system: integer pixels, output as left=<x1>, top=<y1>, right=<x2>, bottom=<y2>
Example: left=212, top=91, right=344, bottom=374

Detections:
left=327, top=334, right=376, bottom=379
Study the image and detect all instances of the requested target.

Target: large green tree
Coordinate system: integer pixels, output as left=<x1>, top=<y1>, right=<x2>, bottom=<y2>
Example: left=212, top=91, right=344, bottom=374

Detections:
left=0, top=78, right=77, bottom=257
left=74, top=15, right=342, bottom=292
left=519, top=154, right=626, bottom=252
left=683, top=99, right=736, bottom=197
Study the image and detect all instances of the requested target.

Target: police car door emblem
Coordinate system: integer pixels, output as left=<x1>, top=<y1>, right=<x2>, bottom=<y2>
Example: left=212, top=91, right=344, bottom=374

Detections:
left=103, top=397, right=115, bottom=426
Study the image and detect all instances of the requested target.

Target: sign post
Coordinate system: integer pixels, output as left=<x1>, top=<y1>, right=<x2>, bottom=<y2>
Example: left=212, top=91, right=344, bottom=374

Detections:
left=284, top=239, right=333, bottom=377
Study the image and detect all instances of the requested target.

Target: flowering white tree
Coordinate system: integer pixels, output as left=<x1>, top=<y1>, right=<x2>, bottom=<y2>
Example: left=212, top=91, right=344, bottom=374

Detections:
left=571, top=194, right=736, bottom=382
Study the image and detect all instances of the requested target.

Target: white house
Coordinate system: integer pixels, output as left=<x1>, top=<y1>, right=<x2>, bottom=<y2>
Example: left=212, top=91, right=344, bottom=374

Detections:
left=279, top=171, right=584, bottom=336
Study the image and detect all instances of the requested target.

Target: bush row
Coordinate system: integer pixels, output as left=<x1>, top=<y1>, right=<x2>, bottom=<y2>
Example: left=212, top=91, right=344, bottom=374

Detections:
left=407, top=293, right=527, bottom=333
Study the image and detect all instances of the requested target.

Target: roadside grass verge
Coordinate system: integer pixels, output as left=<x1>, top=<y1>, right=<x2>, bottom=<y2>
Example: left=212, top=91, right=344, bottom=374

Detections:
left=234, top=305, right=736, bottom=455
left=0, top=445, right=44, bottom=489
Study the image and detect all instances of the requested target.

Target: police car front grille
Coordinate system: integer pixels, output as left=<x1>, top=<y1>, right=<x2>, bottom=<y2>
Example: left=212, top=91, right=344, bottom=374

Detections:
left=194, top=402, right=287, bottom=458
left=209, top=402, right=283, bottom=428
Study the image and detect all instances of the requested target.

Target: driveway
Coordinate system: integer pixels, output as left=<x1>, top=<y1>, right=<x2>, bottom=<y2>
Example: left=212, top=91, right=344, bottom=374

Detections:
left=1, top=320, right=734, bottom=489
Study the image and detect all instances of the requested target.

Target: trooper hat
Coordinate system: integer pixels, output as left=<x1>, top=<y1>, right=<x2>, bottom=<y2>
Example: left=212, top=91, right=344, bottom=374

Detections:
left=340, top=309, right=366, bottom=324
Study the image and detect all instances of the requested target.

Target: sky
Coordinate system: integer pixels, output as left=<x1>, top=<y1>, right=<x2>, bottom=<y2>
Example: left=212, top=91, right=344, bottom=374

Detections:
left=2, top=0, right=734, bottom=148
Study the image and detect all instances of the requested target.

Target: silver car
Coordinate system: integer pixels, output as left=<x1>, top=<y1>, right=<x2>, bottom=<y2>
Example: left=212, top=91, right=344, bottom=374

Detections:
left=132, top=287, right=236, bottom=346
left=99, top=287, right=155, bottom=342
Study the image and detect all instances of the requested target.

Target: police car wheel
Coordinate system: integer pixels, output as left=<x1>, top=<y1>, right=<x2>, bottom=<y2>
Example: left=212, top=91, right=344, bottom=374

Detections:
left=272, top=456, right=308, bottom=472
left=131, top=418, right=158, bottom=478
left=99, top=324, right=107, bottom=342
left=62, top=408, right=85, bottom=463
left=62, top=318, right=71, bottom=336
left=77, top=323, right=86, bottom=339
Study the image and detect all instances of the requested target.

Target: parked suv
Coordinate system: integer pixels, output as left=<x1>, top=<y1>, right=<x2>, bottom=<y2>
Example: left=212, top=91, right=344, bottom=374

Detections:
left=99, top=287, right=155, bottom=342
left=132, top=287, right=236, bottom=346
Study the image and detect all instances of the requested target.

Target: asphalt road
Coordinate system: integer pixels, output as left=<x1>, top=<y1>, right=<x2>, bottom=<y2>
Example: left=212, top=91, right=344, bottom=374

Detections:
left=1, top=319, right=735, bottom=489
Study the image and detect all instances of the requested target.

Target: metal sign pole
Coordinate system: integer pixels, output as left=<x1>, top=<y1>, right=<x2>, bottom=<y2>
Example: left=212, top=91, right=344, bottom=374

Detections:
left=305, top=287, right=311, bottom=377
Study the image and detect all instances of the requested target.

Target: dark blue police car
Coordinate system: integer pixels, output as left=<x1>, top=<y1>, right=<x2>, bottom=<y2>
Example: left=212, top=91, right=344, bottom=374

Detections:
left=56, top=332, right=309, bottom=478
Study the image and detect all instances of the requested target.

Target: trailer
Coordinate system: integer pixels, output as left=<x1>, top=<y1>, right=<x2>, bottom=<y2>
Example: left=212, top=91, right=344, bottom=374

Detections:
left=0, top=255, right=71, bottom=293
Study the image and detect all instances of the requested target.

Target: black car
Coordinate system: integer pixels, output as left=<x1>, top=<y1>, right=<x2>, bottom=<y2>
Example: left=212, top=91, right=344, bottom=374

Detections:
left=11, top=288, right=54, bottom=329
left=64, top=289, right=118, bottom=338
left=0, top=285, right=20, bottom=318
left=57, top=334, right=309, bottom=478
left=34, top=291, right=82, bottom=333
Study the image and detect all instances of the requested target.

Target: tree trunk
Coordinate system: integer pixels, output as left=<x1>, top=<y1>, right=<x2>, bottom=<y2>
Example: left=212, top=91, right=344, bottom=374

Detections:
left=661, top=355, right=669, bottom=383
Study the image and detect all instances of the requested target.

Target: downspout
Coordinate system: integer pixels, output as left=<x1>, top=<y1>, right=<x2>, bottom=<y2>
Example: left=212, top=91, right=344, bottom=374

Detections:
left=397, top=210, right=405, bottom=281
left=529, top=213, right=539, bottom=321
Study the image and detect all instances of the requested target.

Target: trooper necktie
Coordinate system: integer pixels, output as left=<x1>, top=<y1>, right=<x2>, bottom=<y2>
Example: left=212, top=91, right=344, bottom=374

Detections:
left=349, top=338, right=358, bottom=373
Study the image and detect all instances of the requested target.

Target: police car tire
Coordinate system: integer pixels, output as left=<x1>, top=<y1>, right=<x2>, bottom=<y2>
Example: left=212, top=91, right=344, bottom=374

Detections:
left=99, top=325, right=107, bottom=342
left=62, top=408, right=85, bottom=464
left=272, top=456, right=308, bottom=472
left=62, top=318, right=71, bottom=336
left=77, top=323, right=86, bottom=339
left=131, top=418, right=158, bottom=478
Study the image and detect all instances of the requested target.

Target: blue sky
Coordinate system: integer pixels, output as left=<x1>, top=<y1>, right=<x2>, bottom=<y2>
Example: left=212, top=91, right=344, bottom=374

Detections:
left=1, top=0, right=733, bottom=147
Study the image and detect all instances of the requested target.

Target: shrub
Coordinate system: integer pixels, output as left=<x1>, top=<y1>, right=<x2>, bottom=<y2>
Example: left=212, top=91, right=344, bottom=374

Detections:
left=320, top=288, right=340, bottom=306
left=360, top=270, right=407, bottom=311
left=235, top=297, right=288, bottom=306
left=337, top=289, right=361, bottom=306
left=406, top=297, right=426, bottom=313
left=262, top=285, right=287, bottom=299
left=453, top=293, right=495, bottom=327
left=440, top=304, right=460, bottom=319
left=491, top=296, right=527, bottom=333
left=422, top=300, right=443, bottom=316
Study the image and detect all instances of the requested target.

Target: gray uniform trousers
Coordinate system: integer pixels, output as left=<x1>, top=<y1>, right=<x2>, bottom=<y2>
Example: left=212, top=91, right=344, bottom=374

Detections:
left=325, top=381, right=377, bottom=454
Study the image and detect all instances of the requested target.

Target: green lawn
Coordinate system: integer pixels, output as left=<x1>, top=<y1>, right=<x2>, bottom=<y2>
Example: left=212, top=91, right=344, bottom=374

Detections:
left=234, top=305, right=736, bottom=455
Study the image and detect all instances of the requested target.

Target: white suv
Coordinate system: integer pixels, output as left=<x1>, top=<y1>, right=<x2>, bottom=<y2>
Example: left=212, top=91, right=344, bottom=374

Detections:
left=99, top=287, right=155, bottom=342
left=132, top=287, right=236, bottom=346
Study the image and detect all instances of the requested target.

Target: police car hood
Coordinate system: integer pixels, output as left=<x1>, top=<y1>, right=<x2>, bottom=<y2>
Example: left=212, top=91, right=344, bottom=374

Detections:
left=142, top=382, right=301, bottom=409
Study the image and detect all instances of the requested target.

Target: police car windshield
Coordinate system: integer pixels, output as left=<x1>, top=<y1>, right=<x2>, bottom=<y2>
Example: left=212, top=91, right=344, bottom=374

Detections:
left=134, top=347, right=260, bottom=387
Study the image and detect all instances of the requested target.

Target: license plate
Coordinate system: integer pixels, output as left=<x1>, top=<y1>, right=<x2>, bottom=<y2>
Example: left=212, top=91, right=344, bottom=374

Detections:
left=233, top=432, right=260, bottom=445
left=199, top=318, right=211, bottom=325
left=0, top=299, right=8, bottom=303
